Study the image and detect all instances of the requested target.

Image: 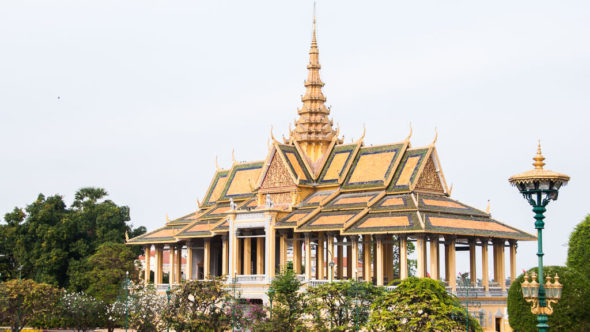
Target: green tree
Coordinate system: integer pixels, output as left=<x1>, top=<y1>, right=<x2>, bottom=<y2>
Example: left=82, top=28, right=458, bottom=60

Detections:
left=163, top=278, right=232, bottom=332
left=0, top=188, right=145, bottom=290
left=368, top=277, right=481, bottom=332
left=305, top=280, right=384, bottom=331
left=85, top=242, right=139, bottom=303
left=268, top=268, right=306, bottom=330
left=507, top=266, right=590, bottom=331
left=0, top=279, right=62, bottom=332
left=567, top=214, right=590, bottom=277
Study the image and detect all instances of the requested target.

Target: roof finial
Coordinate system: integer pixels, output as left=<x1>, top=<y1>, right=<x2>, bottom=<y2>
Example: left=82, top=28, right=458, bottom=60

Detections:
left=486, top=200, right=491, bottom=214
left=215, top=156, right=221, bottom=171
left=166, top=214, right=169, bottom=223
left=405, top=122, right=413, bottom=142
left=533, top=140, right=546, bottom=169
left=431, top=127, right=438, bottom=145
left=232, top=149, right=237, bottom=164
left=312, top=2, right=317, bottom=47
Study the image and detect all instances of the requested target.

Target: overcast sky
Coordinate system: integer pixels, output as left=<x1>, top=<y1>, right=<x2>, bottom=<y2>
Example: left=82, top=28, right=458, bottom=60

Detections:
left=1, top=1, right=589, bottom=276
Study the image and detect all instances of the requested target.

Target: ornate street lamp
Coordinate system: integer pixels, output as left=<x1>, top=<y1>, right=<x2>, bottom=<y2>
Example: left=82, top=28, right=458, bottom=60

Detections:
left=509, top=142, right=569, bottom=332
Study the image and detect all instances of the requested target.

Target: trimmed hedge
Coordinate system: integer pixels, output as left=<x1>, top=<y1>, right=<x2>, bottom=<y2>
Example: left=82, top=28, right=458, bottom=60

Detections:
left=507, top=266, right=590, bottom=331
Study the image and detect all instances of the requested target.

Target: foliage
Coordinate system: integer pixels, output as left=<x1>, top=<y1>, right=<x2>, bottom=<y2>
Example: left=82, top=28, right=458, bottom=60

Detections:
left=267, top=268, right=306, bottom=330
left=162, top=278, right=231, bottom=332
left=507, top=266, right=590, bottom=332
left=0, top=188, right=146, bottom=290
left=305, top=280, right=384, bottom=331
left=368, top=277, right=481, bottom=332
left=0, top=279, right=62, bottom=332
left=127, top=284, right=167, bottom=332
left=567, top=214, right=590, bottom=277
left=85, top=242, right=139, bottom=303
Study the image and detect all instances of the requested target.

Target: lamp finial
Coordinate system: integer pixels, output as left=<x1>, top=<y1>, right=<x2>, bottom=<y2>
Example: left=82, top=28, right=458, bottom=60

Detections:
left=533, top=140, right=546, bottom=169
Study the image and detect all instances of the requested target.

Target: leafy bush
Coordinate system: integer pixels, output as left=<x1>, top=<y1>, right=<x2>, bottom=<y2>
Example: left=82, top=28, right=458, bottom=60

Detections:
left=368, top=277, right=481, bottom=332
left=507, top=266, right=590, bottom=331
left=162, top=278, right=231, bottom=332
left=305, top=280, right=384, bottom=331
left=267, top=268, right=306, bottom=331
left=127, top=284, right=167, bottom=332
left=0, top=279, right=62, bottom=332
left=567, top=214, right=590, bottom=277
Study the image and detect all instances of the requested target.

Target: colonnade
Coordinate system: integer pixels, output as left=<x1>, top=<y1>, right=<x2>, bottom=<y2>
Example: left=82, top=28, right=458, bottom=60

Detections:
left=142, top=232, right=517, bottom=292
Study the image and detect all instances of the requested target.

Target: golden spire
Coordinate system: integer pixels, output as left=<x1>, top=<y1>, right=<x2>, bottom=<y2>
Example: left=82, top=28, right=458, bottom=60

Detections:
left=533, top=140, right=546, bottom=169
left=290, top=8, right=339, bottom=165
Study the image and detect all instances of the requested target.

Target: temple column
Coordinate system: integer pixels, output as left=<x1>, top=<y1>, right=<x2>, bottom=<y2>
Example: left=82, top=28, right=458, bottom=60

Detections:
left=347, top=237, right=353, bottom=279
left=155, top=245, right=163, bottom=285
left=186, top=244, right=193, bottom=281
left=244, top=234, right=252, bottom=275
left=509, top=241, right=517, bottom=283
left=293, top=233, right=302, bottom=274
left=481, top=240, right=489, bottom=291
left=444, top=241, right=450, bottom=283
left=279, top=232, right=287, bottom=271
left=447, top=237, right=457, bottom=291
left=429, top=236, right=439, bottom=280
left=416, top=236, right=427, bottom=278
left=376, top=236, right=384, bottom=286
left=144, top=246, right=151, bottom=285
left=327, top=234, right=335, bottom=281
left=317, top=232, right=325, bottom=279
left=372, top=239, right=377, bottom=283
left=169, top=247, right=174, bottom=285
left=257, top=237, right=264, bottom=275
left=469, top=238, right=477, bottom=286
left=204, top=238, right=211, bottom=279
left=499, top=240, right=506, bottom=291
left=351, top=236, right=358, bottom=280
left=176, top=246, right=182, bottom=283
left=266, top=227, right=277, bottom=280
left=363, top=235, right=371, bottom=282
left=222, top=235, right=229, bottom=276
left=386, top=241, right=394, bottom=283
left=337, top=236, right=343, bottom=279
left=305, top=233, right=312, bottom=280
left=399, top=235, right=408, bottom=280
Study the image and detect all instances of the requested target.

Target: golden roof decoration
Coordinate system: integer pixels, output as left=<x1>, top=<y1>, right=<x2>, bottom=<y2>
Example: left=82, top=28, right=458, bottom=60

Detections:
left=508, top=141, right=570, bottom=185
left=289, top=13, right=341, bottom=169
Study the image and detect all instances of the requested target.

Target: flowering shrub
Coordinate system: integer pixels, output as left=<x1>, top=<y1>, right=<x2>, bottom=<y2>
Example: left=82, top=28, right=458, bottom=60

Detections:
left=126, top=284, right=167, bottom=332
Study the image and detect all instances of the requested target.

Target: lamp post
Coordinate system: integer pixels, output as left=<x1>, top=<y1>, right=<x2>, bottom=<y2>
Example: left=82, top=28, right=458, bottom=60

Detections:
left=16, top=265, right=22, bottom=332
left=267, top=285, right=275, bottom=321
left=509, top=142, right=569, bottom=332
left=124, top=271, right=129, bottom=332
left=166, top=286, right=171, bottom=332
left=352, top=272, right=360, bottom=332
left=231, top=274, right=238, bottom=331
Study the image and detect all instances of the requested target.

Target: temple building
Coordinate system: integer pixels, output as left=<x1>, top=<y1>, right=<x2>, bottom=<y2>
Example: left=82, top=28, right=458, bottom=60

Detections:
left=128, top=16, right=534, bottom=331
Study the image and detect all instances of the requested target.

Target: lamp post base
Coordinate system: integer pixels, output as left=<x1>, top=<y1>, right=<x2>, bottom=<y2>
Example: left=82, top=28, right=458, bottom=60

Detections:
left=537, top=314, right=549, bottom=332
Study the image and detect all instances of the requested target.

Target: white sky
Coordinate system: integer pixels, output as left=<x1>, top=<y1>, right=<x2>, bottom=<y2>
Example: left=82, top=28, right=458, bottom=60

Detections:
left=1, top=0, right=589, bottom=276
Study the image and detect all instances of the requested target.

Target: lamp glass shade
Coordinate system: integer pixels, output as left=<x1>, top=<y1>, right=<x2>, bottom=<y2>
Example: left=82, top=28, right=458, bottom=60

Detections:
left=530, top=280, right=539, bottom=298
left=555, top=285, right=563, bottom=299
left=521, top=280, right=530, bottom=298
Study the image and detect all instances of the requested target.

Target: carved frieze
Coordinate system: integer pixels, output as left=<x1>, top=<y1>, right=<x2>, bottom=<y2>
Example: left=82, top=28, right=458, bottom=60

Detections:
left=415, top=157, right=444, bottom=193
left=260, top=153, right=295, bottom=189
